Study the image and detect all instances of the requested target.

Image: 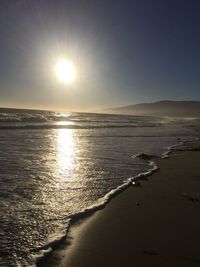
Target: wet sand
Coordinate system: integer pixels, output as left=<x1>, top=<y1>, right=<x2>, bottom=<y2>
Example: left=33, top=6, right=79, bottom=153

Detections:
left=41, top=143, right=200, bottom=267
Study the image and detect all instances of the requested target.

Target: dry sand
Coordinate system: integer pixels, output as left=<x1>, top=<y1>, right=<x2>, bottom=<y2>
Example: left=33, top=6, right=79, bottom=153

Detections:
left=41, top=143, right=200, bottom=267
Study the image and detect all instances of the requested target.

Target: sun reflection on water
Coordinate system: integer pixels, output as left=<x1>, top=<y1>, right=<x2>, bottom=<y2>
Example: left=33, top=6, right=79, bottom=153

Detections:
left=56, top=129, right=75, bottom=174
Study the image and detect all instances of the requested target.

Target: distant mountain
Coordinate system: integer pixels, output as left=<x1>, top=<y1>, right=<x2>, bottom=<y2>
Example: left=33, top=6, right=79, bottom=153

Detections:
left=103, top=101, right=200, bottom=117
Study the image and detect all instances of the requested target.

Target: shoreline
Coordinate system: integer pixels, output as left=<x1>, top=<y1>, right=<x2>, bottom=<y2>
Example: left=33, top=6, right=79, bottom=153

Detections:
left=36, top=151, right=159, bottom=266
left=38, top=139, right=200, bottom=267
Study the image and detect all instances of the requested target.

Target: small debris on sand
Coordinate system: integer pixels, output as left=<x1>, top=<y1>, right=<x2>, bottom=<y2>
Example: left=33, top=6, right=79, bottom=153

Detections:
left=181, top=193, right=199, bottom=202
left=132, top=181, right=141, bottom=187
left=135, top=201, right=142, bottom=206
left=143, top=250, right=158, bottom=256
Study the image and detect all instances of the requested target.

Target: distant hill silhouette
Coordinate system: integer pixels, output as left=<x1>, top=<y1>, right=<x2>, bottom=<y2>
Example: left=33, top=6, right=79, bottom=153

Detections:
left=103, top=101, right=200, bottom=117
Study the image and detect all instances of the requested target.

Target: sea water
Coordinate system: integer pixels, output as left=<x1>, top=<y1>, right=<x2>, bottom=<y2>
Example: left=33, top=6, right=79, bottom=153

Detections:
left=0, top=109, right=196, bottom=266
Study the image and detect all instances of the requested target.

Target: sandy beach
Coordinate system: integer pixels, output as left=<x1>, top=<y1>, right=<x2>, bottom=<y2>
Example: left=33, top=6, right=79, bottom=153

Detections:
left=40, top=141, right=200, bottom=267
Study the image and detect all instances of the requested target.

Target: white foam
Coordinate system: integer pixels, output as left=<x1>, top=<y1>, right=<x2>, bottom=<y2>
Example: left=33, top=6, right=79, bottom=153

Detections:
left=32, top=135, right=199, bottom=266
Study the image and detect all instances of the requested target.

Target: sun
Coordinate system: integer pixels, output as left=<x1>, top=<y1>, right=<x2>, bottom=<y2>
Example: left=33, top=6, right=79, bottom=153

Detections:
left=55, top=59, right=76, bottom=83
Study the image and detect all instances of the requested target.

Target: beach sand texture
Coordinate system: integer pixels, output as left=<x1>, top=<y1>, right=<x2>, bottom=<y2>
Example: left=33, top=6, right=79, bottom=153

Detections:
left=41, top=145, right=200, bottom=267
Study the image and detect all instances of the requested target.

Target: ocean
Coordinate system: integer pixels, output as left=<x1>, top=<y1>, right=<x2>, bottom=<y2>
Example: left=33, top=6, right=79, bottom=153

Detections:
left=0, top=108, right=196, bottom=266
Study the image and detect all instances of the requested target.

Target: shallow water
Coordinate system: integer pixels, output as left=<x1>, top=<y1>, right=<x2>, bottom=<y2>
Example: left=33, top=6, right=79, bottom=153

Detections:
left=0, top=109, right=196, bottom=266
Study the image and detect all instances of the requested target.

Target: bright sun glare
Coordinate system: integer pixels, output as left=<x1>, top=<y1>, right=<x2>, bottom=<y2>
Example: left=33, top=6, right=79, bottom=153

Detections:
left=55, top=59, right=76, bottom=83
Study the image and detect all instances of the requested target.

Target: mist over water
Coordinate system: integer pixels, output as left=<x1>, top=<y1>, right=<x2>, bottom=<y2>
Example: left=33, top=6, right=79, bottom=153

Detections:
left=0, top=109, right=196, bottom=266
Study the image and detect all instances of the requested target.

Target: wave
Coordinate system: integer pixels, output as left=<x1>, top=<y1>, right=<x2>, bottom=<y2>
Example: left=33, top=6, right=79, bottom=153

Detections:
left=35, top=159, right=159, bottom=266
left=0, top=110, right=165, bottom=129
left=1, top=109, right=196, bottom=266
left=34, top=139, right=189, bottom=267
left=34, top=135, right=200, bottom=267
left=0, top=123, right=160, bottom=130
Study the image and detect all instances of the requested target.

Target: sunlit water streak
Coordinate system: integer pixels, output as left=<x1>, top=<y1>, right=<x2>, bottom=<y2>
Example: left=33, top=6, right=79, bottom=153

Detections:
left=56, top=129, right=75, bottom=174
left=0, top=110, right=197, bottom=266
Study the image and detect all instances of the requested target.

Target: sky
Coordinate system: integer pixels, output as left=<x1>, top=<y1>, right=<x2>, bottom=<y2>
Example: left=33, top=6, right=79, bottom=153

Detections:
left=1, top=0, right=200, bottom=111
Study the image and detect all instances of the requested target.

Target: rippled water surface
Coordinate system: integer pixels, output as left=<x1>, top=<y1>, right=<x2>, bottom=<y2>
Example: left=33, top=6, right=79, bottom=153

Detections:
left=0, top=109, right=196, bottom=266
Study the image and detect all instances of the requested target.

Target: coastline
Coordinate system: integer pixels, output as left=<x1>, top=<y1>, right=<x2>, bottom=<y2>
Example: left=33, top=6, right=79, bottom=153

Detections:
left=38, top=140, right=200, bottom=267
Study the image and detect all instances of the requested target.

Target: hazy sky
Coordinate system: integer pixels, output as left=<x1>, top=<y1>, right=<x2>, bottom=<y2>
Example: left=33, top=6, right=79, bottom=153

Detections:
left=1, top=0, right=200, bottom=111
